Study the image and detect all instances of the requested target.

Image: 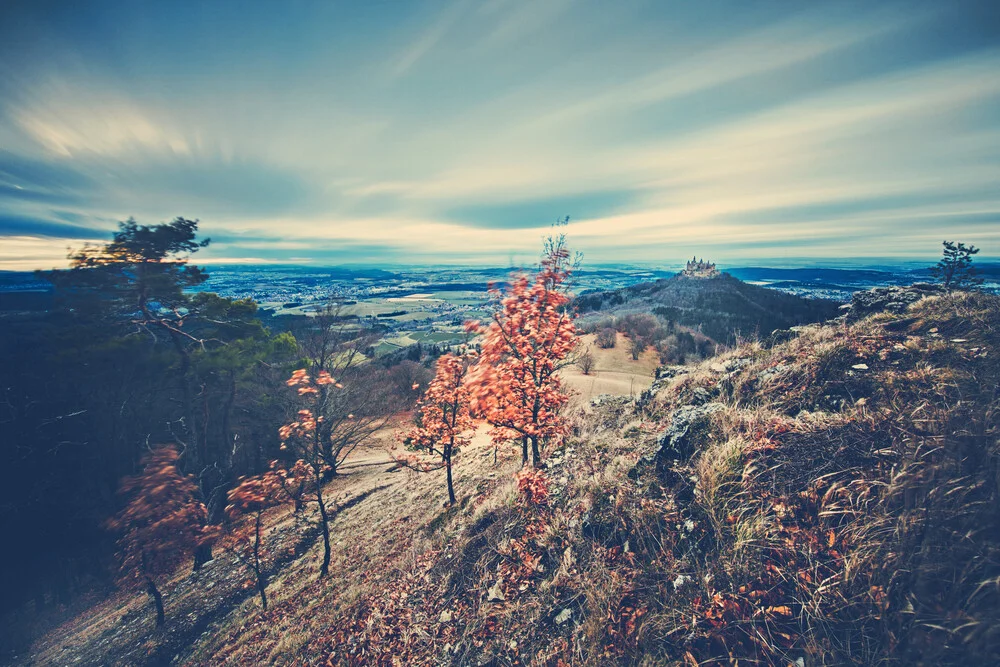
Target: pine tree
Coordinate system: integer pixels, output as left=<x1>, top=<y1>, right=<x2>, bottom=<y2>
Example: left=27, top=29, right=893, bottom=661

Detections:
left=931, top=241, right=983, bottom=291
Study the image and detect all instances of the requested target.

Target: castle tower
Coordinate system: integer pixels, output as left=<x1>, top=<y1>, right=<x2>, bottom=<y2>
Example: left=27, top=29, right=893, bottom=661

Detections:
left=683, top=256, right=720, bottom=278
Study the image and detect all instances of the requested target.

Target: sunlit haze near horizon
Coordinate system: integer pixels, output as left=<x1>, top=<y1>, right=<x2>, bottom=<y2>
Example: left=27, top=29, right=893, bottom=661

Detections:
left=1, top=0, right=999, bottom=270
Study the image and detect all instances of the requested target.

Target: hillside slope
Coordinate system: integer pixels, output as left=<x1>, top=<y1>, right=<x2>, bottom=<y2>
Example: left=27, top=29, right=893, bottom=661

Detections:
left=576, top=273, right=840, bottom=343
left=22, top=289, right=999, bottom=666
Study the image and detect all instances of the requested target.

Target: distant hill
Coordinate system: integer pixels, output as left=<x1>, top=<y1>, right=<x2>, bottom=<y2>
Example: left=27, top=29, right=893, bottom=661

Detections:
left=726, top=266, right=897, bottom=283
left=575, top=272, right=841, bottom=343
left=0, top=271, right=54, bottom=311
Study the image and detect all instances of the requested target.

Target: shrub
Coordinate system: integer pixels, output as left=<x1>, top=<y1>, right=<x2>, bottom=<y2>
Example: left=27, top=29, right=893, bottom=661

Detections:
left=618, top=313, right=659, bottom=340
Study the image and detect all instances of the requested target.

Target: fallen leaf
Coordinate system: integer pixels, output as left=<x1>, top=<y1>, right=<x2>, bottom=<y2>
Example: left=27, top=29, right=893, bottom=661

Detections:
left=487, top=580, right=505, bottom=602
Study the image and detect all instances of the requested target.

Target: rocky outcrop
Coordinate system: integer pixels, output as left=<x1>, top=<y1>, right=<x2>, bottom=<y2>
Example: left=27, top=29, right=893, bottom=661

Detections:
left=844, top=283, right=942, bottom=321
left=708, top=357, right=752, bottom=375
left=649, top=402, right=725, bottom=465
left=636, top=365, right=689, bottom=407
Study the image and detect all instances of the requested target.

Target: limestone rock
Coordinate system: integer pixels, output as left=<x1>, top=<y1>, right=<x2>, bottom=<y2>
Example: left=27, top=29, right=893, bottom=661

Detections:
left=651, top=402, right=725, bottom=464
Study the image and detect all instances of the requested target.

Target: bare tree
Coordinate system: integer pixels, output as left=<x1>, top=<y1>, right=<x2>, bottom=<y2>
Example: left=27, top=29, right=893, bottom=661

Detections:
left=628, top=335, right=647, bottom=361
left=596, top=327, right=617, bottom=349
left=296, top=304, right=401, bottom=479
left=576, top=347, right=595, bottom=375
left=388, top=360, right=433, bottom=405
left=282, top=304, right=402, bottom=578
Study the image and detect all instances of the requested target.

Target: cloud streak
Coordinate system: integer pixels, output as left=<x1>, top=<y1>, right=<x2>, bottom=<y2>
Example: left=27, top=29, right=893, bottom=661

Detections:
left=0, top=0, right=997, bottom=269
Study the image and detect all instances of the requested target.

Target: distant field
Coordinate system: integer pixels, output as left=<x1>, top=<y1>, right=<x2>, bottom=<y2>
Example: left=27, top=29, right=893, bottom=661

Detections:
left=387, top=312, right=435, bottom=322
left=413, top=330, right=468, bottom=344
left=342, top=301, right=417, bottom=317
left=559, top=332, right=658, bottom=404
left=428, top=291, right=487, bottom=306
left=386, top=294, right=441, bottom=303
left=375, top=329, right=470, bottom=356
left=373, top=340, right=405, bottom=356
left=258, top=290, right=486, bottom=359
left=261, top=302, right=321, bottom=316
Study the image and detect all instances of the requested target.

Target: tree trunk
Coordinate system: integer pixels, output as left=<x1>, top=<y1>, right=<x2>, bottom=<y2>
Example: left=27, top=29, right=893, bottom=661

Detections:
left=257, top=573, right=269, bottom=611
left=54, top=561, right=72, bottom=604
left=530, top=396, right=543, bottom=466
left=316, top=476, right=332, bottom=578
left=254, top=511, right=268, bottom=610
left=193, top=542, right=213, bottom=570
left=521, top=437, right=529, bottom=466
left=145, top=577, right=165, bottom=627
left=167, top=329, right=200, bottom=465
left=34, top=585, right=47, bottom=612
left=197, top=373, right=237, bottom=570
left=221, top=371, right=237, bottom=481
left=318, top=381, right=337, bottom=482
left=445, top=455, right=456, bottom=505
left=200, top=382, right=210, bottom=464
left=169, top=328, right=215, bottom=572
left=320, top=425, right=336, bottom=482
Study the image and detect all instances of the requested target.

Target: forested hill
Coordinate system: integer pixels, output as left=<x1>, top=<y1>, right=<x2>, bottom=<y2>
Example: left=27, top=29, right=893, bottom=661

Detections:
left=575, top=272, right=841, bottom=343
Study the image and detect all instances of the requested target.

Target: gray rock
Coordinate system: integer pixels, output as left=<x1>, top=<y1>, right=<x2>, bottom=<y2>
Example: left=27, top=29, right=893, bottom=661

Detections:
left=487, top=580, right=505, bottom=602
left=655, top=365, right=689, bottom=380
left=590, top=394, right=611, bottom=407
left=652, top=402, right=725, bottom=463
left=638, top=365, right=694, bottom=408
left=690, top=386, right=715, bottom=405
left=724, top=357, right=752, bottom=373
left=758, top=363, right=791, bottom=384
left=554, top=608, right=573, bottom=625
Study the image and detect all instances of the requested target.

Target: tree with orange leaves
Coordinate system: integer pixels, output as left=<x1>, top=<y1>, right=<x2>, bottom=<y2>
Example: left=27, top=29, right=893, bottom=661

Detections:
left=272, top=458, right=315, bottom=517
left=279, top=368, right=341, bottom=578
left=224, top=471, right=287, bottom=610
left=397, top=353, right=474, bottom=505
left=105, top=445, right=217, bottom=626
left=466, top=230, right=579, bottom=466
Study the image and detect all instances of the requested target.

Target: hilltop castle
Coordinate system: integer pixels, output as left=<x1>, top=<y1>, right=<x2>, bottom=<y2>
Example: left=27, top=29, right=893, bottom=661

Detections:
left=683, top=256, right=719, bottom=278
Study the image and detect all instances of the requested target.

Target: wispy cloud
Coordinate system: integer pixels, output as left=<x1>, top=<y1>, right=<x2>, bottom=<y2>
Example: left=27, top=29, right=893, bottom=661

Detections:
left=523, top=8, right=921, bottom=130
left=387, top=0, right=471, bottom=79
left=0, top=236, right=80, bottom=270
left=0, top=0, right=997, bottom=269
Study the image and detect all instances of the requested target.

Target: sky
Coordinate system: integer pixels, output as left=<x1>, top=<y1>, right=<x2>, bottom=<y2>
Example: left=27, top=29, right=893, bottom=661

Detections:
left=1, top=0, right=999, bottom=270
